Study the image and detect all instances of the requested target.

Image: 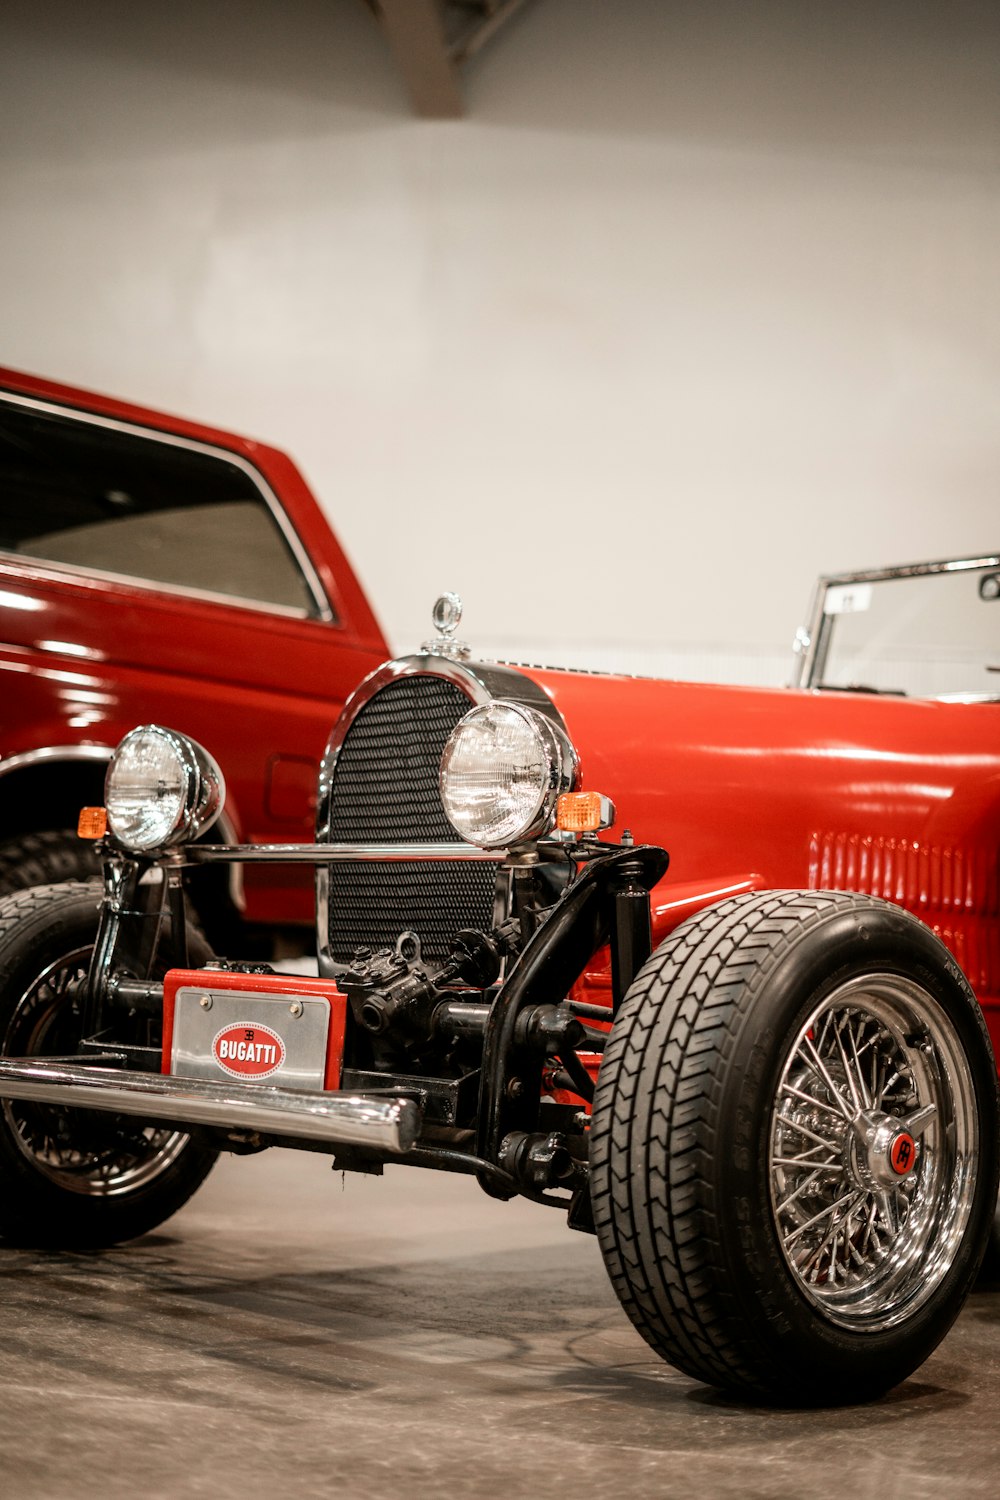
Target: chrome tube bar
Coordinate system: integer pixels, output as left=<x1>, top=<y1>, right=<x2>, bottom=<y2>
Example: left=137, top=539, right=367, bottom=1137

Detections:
left=0, top=1059, right=421, bottom=1152
left=185, top=842, right=507, bottom=864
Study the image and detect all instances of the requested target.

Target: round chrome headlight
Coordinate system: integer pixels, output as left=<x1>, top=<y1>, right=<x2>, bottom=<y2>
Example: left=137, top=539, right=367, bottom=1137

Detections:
left=439, top=700, right=577, bottom=849
left=105, top=725, right=226, bottom=852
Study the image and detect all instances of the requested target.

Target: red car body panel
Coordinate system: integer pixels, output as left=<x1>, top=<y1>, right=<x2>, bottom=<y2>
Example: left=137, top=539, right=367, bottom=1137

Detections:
left=0, top=367, right=388, bottom=924
left=524, top=669, right=1000, bottom=1053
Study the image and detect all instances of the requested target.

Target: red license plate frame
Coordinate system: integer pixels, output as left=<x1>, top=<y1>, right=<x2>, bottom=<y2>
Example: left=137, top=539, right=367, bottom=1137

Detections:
left=162, top=968, right=348, bottom=1090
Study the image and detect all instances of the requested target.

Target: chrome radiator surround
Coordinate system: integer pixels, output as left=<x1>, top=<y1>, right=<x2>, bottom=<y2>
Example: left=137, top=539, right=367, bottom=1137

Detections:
left=315, top=655, right=574, bottom=972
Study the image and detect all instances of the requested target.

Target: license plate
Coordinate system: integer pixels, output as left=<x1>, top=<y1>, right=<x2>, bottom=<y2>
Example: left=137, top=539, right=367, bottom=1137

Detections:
left=169, top=985, right=332, bottom=1092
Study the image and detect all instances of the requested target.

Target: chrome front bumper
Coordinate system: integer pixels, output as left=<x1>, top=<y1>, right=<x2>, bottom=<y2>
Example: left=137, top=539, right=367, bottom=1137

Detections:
left=0, top=1059, right=420, bottom=1153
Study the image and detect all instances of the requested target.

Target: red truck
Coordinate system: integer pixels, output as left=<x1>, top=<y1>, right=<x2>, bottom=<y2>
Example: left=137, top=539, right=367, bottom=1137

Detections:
left=0, top=367, right=388, bottom=944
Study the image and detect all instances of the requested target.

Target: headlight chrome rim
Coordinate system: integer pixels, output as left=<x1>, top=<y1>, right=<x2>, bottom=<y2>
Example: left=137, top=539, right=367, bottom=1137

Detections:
left=105, top=724, right=226, bottom=853
left=439, top=700, right=578, bottom=849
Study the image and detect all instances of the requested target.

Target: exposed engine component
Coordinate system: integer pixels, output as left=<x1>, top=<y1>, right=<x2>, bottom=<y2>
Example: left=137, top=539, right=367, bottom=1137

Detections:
left=340, top=919, right=523, bottom=1053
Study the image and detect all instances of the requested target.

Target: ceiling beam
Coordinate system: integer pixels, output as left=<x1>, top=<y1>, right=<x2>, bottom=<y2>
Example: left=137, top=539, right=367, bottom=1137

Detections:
left=375, top=0, right=464, bottom=119
left=448, top=0, right=531, bottom=67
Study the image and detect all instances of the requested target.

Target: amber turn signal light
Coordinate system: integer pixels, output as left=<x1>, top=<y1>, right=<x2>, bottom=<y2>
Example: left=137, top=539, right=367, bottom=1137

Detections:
left=556, top=791, right=616, bottom=833
left=77, top=806, right=108, bottom=840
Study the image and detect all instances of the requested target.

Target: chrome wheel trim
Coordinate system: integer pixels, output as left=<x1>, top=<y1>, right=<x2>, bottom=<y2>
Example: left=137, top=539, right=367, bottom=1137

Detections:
left=768, top=972, right=978, bottom=1332
left=3, top=948, right=190, bottom=1197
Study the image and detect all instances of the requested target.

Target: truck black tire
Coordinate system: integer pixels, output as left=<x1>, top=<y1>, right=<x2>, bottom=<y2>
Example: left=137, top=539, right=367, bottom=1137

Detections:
left=0, top=830, right=100, bottom=896
left=590, top=889, right=999, bottom=1405
left=0, top=882, right=217, bottom=1248
left=0, top=830, right=227, bottom=945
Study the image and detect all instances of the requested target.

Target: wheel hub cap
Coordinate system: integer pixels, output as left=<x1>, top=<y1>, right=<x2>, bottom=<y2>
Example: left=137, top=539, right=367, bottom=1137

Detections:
left=848, top=1111, right=919, bottom=1191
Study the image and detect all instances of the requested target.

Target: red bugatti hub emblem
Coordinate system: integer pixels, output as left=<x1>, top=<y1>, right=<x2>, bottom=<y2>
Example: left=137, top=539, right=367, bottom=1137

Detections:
left=889, top=1131, right=916, bottom=1176
left=212, top=1022, right=286, bottom=1080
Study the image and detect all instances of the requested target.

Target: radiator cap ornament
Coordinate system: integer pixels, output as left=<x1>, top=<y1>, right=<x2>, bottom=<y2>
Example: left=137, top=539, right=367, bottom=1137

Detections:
left=422, top=592, right=471, bottom=660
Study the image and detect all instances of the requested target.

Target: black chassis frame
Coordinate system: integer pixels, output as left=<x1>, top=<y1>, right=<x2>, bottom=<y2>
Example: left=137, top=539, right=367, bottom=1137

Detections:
left=75, top=835, right=669, bottom=1219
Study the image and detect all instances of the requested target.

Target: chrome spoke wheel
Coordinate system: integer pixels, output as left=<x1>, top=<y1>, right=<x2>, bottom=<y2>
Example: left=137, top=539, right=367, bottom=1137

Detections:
left=3, top=947, right=189, bottom=1197
left=770, top=973, right=978, bottom=1331
left=594, top=890, right=998, bottom=1401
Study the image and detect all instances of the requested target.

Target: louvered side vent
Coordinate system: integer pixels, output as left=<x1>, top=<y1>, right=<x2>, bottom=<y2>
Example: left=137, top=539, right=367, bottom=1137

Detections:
left=808, top=830, right=1000, bottom=995
left=326, top=675, right=498, bottom=962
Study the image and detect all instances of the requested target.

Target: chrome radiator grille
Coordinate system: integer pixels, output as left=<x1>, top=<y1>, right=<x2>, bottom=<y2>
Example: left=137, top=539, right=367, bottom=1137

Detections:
left=325, top=675, right=498, bottom=962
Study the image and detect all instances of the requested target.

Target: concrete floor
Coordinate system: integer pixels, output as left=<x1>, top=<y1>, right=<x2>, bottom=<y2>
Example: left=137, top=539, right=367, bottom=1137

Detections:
left=2, top=1150, right=999, bottom=1500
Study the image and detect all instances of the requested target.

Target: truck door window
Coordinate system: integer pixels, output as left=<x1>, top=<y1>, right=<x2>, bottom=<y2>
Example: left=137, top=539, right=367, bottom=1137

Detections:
left=0, top=400, right=322, bottom=616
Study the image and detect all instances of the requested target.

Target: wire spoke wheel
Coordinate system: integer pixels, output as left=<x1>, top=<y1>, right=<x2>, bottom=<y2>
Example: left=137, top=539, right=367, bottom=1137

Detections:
left=3, top=947, right=190, bottom=1197
left=0, top=883, right=216, bottom=1248
left=770, top=974, right=977, bottom=1331
left=590, top=890, right=999, bottom=1403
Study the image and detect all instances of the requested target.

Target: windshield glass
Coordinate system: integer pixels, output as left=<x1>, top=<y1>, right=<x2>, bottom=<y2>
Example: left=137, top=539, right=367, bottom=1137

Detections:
left=812, top=561, right=1000, bottom=699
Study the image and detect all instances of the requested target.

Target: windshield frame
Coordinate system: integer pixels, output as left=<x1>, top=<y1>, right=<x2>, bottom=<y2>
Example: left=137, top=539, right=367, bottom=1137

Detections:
left=791, top=553, right=1000, bottom=696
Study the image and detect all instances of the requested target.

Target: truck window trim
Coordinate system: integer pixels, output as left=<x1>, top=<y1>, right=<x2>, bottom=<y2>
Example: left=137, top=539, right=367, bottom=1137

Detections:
left=0, top=391, right=336, bottom=624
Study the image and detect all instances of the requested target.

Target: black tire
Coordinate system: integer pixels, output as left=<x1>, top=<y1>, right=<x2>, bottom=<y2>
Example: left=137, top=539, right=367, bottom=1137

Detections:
left=590, top=890, right=999, bottom=1405
left=0, top=830, right=100, bottom=896
left=0, top=882, right=218, bottom=1248
left=977, top=1194, right=1000, bottom=1284
left=0, top=830, right=220, bottom=947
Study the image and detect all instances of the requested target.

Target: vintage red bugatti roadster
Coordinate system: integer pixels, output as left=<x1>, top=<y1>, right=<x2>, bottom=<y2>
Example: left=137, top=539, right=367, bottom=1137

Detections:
left=0, top=554, right=997, bottom=1406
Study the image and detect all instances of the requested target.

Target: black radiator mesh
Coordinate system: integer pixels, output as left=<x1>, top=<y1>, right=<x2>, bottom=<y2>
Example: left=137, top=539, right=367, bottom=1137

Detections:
left=326, top=675, right=498, bottom=961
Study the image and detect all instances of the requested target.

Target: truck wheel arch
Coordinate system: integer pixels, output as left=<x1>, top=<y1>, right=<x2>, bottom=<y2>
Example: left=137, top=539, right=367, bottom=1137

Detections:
left=0, top=746, right=245, bottom=933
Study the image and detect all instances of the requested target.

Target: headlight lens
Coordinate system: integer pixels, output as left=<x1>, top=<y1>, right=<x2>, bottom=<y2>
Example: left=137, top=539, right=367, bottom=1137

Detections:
left=439, top=701, right=575, bottom=848
left=105, top=725, right=225, bottom=852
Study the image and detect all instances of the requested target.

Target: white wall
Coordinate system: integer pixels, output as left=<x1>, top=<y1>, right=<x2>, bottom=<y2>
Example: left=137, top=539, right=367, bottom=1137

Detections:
left=1, top=0, right=997, bottom=683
